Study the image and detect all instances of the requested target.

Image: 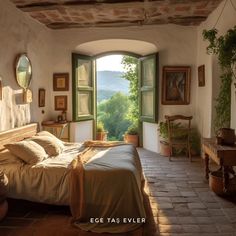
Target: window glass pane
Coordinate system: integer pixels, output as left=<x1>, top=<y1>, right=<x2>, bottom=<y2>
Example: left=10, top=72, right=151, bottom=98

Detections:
left=142, top=58, right=154, bottom=87
left=142, top=91, right=153, bottom=117
left=77, top=59, right=91, bottom=87
left=78, top=92, right=92, bottom=116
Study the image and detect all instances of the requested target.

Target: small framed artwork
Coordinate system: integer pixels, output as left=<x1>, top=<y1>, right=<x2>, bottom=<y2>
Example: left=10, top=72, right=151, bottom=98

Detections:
left=53, top=73, right=69, bottom=91
left=55, top=96, right=67, bottom=111
left=162, top=66, right=191, bottom=105
left=38, top=88, right=45, bottom=107
left=198, top=65, right=205, bottom=87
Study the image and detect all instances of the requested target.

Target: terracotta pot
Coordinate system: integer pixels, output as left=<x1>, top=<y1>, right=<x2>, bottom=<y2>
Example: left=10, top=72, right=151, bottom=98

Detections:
left=160, top=141, right=171, bottom=157
left=96, top=131, right=107, bottom=141
left=124, top=134, right=139, bottom=147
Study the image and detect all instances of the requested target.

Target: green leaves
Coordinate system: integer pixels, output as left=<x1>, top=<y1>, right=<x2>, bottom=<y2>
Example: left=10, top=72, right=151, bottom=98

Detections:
left=97, top=92, right=132, bottom=141
left=214, top=72, right=232, bottom=131
left=203, top=26, right=236, bottom=130
left=203, top=26, right=236, bottom=71
left=121, top=56, right=139, bottom=123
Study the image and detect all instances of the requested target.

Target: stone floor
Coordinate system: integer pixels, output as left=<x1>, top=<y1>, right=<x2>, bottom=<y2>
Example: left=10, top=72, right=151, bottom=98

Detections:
left=139, top=149, right=236, bottom=236
left=0, top=148, right=236, bottom=236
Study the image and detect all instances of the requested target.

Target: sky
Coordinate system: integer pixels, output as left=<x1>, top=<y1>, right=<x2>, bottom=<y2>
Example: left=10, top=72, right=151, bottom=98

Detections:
left=96, top=55, right=124, bottom=72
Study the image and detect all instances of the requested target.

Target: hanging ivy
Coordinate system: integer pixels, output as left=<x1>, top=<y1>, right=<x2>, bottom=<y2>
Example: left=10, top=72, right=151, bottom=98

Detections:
left=202, top=26, right=236, bottom=131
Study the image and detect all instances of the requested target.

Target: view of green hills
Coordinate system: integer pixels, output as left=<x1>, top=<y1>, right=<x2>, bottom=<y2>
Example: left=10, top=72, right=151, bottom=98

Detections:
left=97, top=71, right=129, bottom=103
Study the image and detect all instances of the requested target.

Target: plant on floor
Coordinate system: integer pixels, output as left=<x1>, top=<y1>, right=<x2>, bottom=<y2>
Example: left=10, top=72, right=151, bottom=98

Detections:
left=96, top=121, right=107, bottom=141
left=124, top=122, right=139, bottom=147
left=202, top=26, right=236, bottom=131
left=159, top=121, right=168, bottom=140
left=159, top=121, right=186, bottom=140
left=126, top=123, right=139, bottom=135
left=158, top=121, right=200, bottom=156
left=96, top=121, right=105, bottom=132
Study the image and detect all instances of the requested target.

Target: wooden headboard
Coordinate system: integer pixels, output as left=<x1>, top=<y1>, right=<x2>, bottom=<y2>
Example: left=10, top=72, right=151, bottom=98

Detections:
left=0, top=123, right=38, bottom=150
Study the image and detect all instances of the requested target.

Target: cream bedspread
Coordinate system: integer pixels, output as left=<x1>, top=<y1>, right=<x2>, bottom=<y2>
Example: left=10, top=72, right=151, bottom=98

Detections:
left=70, top=143, right=146, bottom=233
left=0, top=142, right=146, bottom=233
left=0, top=143, right=83, bottom=205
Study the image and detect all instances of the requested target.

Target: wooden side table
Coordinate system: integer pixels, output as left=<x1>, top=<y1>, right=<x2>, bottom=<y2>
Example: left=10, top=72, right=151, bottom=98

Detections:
left=41, top=122, right=70, bottom=141
left=202, top=138, right=236, bottom=193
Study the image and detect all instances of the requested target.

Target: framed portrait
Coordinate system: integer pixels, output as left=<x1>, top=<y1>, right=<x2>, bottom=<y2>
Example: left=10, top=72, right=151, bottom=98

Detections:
left=38, top=88, right=45, bottom=107
left=198, top=65, right=205, bottom=87
left=53, top=73, right=69, bottom=91
left=162, top=66, right=191, bottom=105
left=55, top=96, right=67, bottom=111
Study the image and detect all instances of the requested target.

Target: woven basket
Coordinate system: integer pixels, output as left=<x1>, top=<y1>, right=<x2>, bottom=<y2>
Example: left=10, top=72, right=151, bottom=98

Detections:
left=209, top=170, right=236, bottom=195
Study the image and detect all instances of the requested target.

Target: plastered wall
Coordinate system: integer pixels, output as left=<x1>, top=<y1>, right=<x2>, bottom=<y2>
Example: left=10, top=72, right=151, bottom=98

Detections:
left=1, top=0, right=235, bottom=152
left=196, top=0, right=236, bottom=138
left=0, top=1, right=198, bottom=152
left=0, top=1, right=53, bottom=131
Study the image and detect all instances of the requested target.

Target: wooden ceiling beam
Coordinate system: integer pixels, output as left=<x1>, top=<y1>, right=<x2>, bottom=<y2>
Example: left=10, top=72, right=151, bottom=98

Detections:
left=16, top=0, right=162, bottom=12
left=46, top=16, right=203, bottom=29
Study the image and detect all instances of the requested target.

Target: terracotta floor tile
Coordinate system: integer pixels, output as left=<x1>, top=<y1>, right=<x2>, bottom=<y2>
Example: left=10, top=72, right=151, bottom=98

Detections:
left=0, top=148, right=236, bottom=236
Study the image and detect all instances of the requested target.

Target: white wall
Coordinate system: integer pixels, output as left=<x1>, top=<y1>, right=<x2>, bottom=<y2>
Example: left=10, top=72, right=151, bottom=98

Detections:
left=196, top=0, right=236, bottom=137
left=70, top=121, right=94, bottom=142
left=5, top=0, right=233, bottom=152
left=0, top=1, right=53, bottom=131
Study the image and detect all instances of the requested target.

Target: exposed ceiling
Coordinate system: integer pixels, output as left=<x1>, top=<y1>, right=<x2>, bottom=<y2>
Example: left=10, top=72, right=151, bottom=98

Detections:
left=10, top=0, right=223, bottom=29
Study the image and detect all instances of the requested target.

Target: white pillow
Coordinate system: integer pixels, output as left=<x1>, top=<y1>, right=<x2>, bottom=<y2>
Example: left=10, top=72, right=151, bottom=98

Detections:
left=36, top=131, right=65, bottom=150
left=4, top=140, right=48, bottom=164
left=30, top=136, right=63, bottom=156
left=0, top=149, right=22, bottom=164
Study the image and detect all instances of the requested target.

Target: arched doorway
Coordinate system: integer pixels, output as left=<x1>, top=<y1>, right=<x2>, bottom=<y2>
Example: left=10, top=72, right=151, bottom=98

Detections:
left=70, top=39, right=159, bottom=152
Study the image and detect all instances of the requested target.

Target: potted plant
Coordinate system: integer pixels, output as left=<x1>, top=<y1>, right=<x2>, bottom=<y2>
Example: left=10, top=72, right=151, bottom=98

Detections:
left=96, top=122, right=107, bottom=141
left=158, top=121, right=201, bottom=157
left=124, top=123, right=139, bottom=147
left=158, top=121, right=171, bottom=156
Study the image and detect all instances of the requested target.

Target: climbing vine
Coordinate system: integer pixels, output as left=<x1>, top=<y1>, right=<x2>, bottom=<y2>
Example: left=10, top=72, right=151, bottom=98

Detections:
left=202, top=26, right=236, bottom=131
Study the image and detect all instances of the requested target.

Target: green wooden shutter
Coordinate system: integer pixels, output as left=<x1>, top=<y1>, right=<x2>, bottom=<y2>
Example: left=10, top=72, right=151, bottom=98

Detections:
left=72, top=53, right=96, bottom=122
left=139, top=53, right=159, bottom=123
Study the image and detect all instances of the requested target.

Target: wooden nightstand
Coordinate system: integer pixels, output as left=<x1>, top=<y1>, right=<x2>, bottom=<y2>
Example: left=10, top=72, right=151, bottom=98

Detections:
left=41, top=121, right=70, bottom=142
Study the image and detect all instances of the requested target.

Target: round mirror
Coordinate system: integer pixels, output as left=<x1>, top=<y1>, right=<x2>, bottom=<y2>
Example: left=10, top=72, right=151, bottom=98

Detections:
left=15, top=54, right=32, bottom=89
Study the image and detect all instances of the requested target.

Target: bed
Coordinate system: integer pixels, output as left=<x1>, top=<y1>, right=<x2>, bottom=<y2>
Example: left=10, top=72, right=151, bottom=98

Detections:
left=0, top=123, right=146, bottom=233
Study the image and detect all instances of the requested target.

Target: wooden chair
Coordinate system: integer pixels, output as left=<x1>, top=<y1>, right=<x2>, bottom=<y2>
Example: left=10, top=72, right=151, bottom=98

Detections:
left=165, top=115, right=193, bottom=161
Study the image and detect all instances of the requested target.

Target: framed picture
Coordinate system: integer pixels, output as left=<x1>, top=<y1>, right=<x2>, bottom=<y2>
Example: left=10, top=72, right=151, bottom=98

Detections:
left=162, top=66, right=191, bottom=105
left=38, top=88, right=45, bottom=107
left=198, top=65, right=205, bottom=87
left=53, top=73, right=69, bottom=91
left=55, top=96, right=67, bottom=111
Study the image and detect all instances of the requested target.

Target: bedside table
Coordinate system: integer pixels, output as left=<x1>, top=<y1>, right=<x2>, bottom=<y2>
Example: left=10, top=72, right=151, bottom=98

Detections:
left=41, top=122, right=70, bottom=142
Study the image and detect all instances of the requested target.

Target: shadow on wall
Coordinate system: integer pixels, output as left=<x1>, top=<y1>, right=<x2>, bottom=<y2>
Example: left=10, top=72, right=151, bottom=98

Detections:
left=0, top=86, right=30, bottom=132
